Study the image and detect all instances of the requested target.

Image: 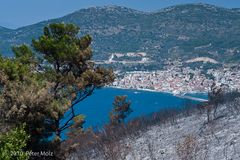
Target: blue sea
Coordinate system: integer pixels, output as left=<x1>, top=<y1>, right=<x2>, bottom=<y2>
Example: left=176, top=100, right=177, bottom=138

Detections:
left=60, top=88, right=207, bottom=139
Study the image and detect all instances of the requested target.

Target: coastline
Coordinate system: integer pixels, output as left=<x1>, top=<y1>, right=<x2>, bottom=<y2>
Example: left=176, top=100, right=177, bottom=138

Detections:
left=107, top=86, right=208, bottom=102
left=107, top=86, right=173, bottom=94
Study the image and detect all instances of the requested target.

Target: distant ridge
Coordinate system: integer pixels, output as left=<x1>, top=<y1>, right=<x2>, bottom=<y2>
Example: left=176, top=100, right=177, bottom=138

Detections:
left=0, top=3, right=238, bottom=30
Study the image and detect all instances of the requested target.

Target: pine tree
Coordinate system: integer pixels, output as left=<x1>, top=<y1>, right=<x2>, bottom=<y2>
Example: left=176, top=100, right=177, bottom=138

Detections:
left=0, top=23, right=115, bottom=154
left=110, top=96, right=132, bottom=125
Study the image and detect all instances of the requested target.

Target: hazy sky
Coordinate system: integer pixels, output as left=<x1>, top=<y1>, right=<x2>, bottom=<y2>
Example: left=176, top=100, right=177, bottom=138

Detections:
left=1, top=0, right=240, bottom=29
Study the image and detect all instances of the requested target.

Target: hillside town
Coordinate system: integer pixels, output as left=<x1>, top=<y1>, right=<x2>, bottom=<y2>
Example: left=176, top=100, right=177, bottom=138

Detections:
left=112, top=63, right=240, bottom=95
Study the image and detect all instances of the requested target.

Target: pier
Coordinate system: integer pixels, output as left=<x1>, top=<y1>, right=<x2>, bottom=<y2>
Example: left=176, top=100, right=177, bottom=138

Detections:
left=176, top=95, right=208, bottom=102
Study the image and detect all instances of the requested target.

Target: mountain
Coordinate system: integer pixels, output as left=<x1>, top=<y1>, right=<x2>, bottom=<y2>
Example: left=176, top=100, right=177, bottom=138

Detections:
left=0, top=4, right=240, bottom=70
left=0, top=26, right=11, bottom=32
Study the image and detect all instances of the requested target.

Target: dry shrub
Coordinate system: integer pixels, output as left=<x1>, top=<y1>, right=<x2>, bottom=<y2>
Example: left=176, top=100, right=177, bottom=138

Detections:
left=63, top=106, right=200, bottom=159
left=176, top=134, right=198, bottom=160
left=96, top=139, right=131, bottom=160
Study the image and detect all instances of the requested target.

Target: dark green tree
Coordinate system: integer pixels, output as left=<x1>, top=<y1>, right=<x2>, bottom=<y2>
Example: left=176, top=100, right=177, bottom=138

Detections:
left=0, top=23, right=115, bottom=154
left=110, top=96, right=132, bottom=125
left=32, top=23, right=115, bottom=138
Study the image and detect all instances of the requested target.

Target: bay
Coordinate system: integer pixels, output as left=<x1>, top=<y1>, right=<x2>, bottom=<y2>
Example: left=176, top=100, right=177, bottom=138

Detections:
left=60, top=88, right=208, bottom=133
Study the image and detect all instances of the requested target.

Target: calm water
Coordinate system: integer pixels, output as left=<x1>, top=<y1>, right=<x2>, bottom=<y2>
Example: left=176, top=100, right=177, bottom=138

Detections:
left=60, top=88, right=208, bottom=137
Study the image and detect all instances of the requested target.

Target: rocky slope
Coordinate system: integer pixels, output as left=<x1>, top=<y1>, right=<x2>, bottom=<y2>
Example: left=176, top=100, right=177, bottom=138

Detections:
left=122, top=100, right=240, bottom=160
